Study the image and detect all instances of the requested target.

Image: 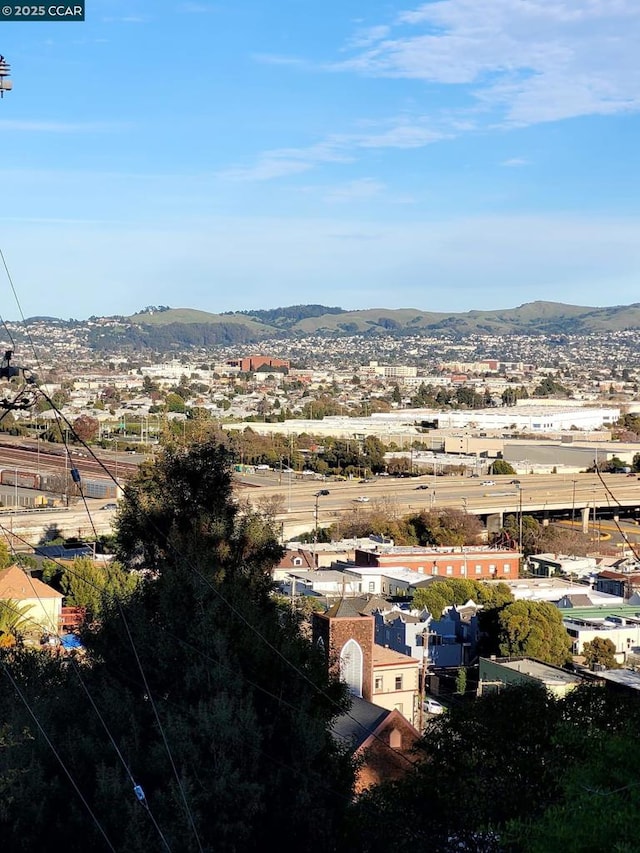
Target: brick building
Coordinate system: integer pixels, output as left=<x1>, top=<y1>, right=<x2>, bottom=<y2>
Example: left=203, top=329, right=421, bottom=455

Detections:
left=226, top=356, right=290, bottom=372
left=313, top=597, right=423, bottom=792
left=354, top=546, right=522, bottom=581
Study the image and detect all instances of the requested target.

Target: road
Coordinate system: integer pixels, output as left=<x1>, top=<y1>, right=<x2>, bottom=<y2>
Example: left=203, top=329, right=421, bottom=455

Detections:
left=234, top=470, right=640, bottom=534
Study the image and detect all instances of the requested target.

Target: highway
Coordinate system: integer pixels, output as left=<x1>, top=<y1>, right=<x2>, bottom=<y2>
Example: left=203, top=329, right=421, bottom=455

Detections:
left=234, top=470, right=640, bottom=535
left=1, top=431, right=638, bottom=548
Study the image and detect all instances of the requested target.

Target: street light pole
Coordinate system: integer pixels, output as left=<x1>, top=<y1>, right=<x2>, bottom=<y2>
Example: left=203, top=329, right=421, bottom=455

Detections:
left=571, top=479, right=577, bottom=526
left=313, top=489, right=330, bottom=568
left=516, top=484, right=523, bottom=553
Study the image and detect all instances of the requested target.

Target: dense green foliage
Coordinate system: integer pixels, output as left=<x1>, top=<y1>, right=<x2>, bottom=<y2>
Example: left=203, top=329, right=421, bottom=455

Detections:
left=412, top=578, right=514, bottom=620
left=0, top=439, right=354, bottom=852
left=582, top=636, right=619, bottom=669
left=495, top=600, right=573, bottom=665
left=345, top=682, right=640, bottom=853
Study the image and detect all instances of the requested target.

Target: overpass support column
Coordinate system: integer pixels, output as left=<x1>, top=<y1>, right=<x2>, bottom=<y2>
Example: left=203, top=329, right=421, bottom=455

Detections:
left=486, top=512, right=504, bottom=536
left=581, top=506, right=590, bottom=534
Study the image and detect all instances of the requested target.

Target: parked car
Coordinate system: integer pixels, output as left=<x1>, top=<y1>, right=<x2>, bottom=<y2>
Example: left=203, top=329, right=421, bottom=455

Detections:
left=101, top=503, right=118, bottom=510
left=423, top=698, right=445, bottom=715
left=354, top=496, right=370, bottom=503
left=481, top=480, right=496, bottom=486
left=415, top=484, right=429, bottom=490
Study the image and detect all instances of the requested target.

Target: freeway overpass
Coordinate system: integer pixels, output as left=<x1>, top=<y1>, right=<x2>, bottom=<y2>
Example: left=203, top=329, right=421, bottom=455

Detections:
left=234, top=470, right=640, bottom=540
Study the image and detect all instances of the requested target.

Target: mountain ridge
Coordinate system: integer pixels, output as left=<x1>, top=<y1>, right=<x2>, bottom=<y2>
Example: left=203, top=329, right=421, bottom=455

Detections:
left=20, top=300, right=640, bottom=351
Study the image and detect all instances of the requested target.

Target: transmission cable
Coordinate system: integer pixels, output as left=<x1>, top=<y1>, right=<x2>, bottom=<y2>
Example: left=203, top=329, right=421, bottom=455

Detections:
left=1, top=661, right=117, bottom=852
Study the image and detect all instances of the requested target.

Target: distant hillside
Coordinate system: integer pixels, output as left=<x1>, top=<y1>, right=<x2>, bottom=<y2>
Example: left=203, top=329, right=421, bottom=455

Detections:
left=83, top=301, right=640, bottom=351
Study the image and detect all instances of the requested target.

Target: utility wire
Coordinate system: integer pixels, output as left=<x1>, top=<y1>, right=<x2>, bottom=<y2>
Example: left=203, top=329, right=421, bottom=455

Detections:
left=0, top=558, right=173, bottom=852
left=8, top=385, right=422, bottom=770
left=1, top=661, right=117, bottom=852
left=593, top=464, right=640, bottom=562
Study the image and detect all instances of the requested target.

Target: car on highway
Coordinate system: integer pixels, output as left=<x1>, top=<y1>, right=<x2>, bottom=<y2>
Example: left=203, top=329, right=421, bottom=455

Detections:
left=423, top=698, right=445, bottom=715
left=509, top=479, right=521, bottom=484
left=354, top=496, right=370, bottom=503
left=481, top=480, right=496, bottom=486
left=415, top=484, right=429, bottom=490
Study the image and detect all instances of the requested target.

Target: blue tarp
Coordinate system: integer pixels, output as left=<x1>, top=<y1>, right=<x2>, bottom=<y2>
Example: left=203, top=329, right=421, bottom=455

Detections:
left=60, top=633, right=83, bottom=649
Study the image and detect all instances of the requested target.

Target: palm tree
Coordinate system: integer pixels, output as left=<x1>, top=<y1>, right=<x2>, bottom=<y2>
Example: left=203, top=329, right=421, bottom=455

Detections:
left=0, top=600, right=36, bottom=647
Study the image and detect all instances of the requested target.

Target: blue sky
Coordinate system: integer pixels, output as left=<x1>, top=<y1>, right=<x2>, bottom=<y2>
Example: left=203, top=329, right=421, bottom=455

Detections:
left=1, top=0, right=639, bottom=320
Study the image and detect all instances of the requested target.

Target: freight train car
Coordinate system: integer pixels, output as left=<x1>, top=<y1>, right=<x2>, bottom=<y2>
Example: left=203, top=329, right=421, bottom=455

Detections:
left=0, top=469, right=41, bottom=489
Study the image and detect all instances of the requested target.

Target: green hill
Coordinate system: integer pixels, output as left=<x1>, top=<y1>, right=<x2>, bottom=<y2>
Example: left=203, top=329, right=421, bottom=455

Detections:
left=83, top=300, right=640, bottom=351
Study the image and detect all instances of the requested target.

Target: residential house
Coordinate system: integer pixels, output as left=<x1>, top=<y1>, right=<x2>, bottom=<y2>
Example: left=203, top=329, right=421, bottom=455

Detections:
left=0, top=564, right=63, bottom=635
left=478, top=656, right=583, bottom=698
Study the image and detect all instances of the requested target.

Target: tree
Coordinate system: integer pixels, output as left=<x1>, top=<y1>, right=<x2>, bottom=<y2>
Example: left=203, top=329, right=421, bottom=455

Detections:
left=582, top=636, right=618, bottom=669
left=71, top=414, right=100, bottom=443
left=345, top=682, right=565, bottom=852
left=164, top=391, right=186, bottom=413
left=0, top=539, right=12, bottom=570
left=411, top=508, right=483, bottom=547
left=0, top=438, right=355, bottom=852
left=0, top=600, right=36, bottom=646
left=495, top=600, right=573, bottom=665
left=490, top=459, right=516, bottom=475
left=56, top=556, right=140, bottom=621
left=412, top=578, right=508, bottom=620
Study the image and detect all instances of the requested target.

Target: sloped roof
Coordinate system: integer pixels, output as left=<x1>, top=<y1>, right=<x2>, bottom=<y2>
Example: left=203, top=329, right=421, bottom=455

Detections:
left=0, top=565, right=63, bottom=600
left=331, top=695, right=392, bottom=751
left=325, top=597, right=372, bottom=619
left=372, top=645, right=420, bottom=667
left=560, top=594, right=596, bottom=607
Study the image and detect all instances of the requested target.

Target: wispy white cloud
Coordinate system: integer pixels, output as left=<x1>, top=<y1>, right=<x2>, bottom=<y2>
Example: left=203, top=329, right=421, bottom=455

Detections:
left=322, top=178, right=386, bottom=204
left=501, top=157, right=530, bottom=167
left=335, top=0, right=640, bottom=126
left=251, top=53, right=310, bottom=68
left=345, top=25, right=392, bottom=50
left=219, top=118, right=445, bottom=181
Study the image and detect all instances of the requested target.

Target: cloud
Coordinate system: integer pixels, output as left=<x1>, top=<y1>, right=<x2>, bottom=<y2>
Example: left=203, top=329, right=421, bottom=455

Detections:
left=322, top=178, right=386, bottom=203
left=501, top=157, right=530, bottom=167
left=251, top=53, right=309, bottom=68
left=219, top=118, right=445, bottom=181
left=335, top=0, right=640, bottom=126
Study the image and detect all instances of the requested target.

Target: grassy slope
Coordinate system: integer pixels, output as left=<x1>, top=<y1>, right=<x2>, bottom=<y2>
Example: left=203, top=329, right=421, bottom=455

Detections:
left=129, top=302, right=640, bottom=335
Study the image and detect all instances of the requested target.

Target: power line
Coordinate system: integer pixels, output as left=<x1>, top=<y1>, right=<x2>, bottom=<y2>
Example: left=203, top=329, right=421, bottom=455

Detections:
left=1, top=661, right=117, bottom=852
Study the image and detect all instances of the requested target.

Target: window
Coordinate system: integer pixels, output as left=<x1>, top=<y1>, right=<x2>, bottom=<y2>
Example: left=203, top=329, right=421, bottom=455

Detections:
left=389, top=728, right=402, bottom=749
left=432, top=565, right=439, bottom=575
left=418, top=566, right=424, bottom=574
left=368, top=582, right=375, bottom=592
left=475, top=566, right=482, bottom=575
left=374, top=676, right=383, bottom=690
left=293, top=557, right=302, bottom=566
left=395, top=675, right=403, bottom=690
left=446, top=565, right=453, bottom=575
left=340, top=640, right=364, bottom=698
left=503, top=563, right=510, bottom=571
